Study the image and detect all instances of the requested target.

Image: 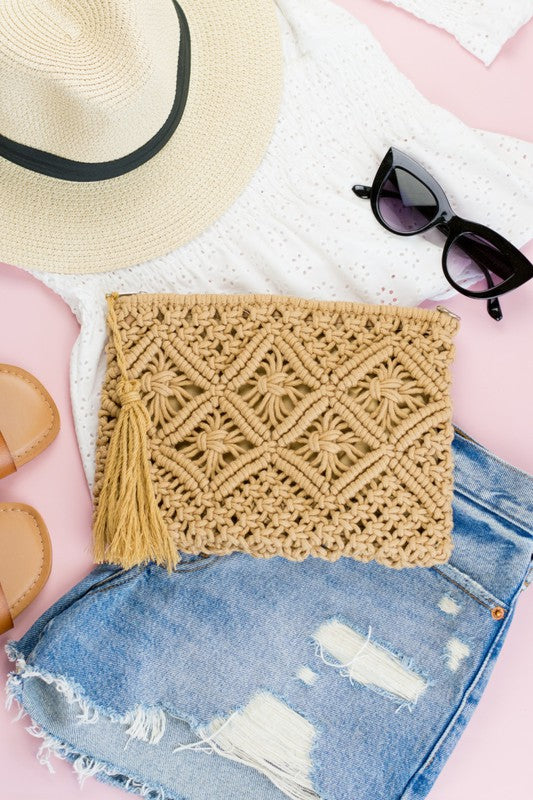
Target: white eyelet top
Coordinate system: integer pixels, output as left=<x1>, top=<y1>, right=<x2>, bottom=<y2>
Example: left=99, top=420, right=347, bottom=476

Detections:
left=383, top=0, right=533, bottom=65
left=26, top=0, right=533, bottom=485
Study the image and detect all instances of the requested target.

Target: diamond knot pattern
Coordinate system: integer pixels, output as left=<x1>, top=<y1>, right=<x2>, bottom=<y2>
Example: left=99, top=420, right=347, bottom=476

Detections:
left=94, top=295, right=459, bottom=568
left=287, top=410, right=373, bottom=484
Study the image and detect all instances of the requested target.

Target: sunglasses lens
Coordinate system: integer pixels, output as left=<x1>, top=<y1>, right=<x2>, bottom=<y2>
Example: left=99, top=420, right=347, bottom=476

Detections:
left=378, top=168, right=438, bottom=233
left=446, top=232, right=513, bottom=293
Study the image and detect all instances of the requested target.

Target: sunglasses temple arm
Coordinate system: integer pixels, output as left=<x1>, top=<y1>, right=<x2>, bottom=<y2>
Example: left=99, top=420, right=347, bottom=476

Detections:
left=475, top=262, right=503, bottom=321
left=447, top=235, right=504, bottom=322
left=469, top=245, right=504, bottom=322
left=352, top=185, right=372, bottom=199
left=487, top=296, right=503, bottom=321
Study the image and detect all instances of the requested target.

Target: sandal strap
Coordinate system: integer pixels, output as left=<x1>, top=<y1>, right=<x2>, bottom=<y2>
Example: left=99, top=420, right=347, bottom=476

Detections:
left=0, top=580, right=14, bottom=635
left=0, top=429, right=16, bottom=479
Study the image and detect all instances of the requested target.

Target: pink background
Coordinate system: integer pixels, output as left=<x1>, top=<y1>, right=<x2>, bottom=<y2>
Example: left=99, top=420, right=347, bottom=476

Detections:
left=1, top=0, right=532, bottom=797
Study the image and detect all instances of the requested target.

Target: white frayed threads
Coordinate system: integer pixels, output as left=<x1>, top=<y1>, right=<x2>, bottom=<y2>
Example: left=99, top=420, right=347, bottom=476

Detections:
left=73, top=754, right=110, bottom=787
left=5, top=664, right=173, bottom=797
left=23, top=669, right=79, bottom=703
left=25, top=722, right=168, bottom=796
left=438, top=596, right=461, bottom=616
left=5, top=675, right=30, bottom=723
left=5, top=676, right=20, bottom=714
left=4, top=643, right=24, bottom=665
left=297, top=667, right=318, bottom=687
left=446, top=638, right=470, bottom=672
left=25, top=724, right=124, bottom=791
left=314, top=620, right=426, bottom=704
left=8, top=667, right=101, bottom=726
left=26, top=724, right=66, bottom=773
left=122, top=707, right=167, bottom=745
left=176, top=693, right=318, bottom=800
left=77, top=697, right=100, bottom=725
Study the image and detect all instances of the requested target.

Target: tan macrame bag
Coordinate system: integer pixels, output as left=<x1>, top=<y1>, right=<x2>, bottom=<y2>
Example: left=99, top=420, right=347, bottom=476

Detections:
left=93, top=293, right=459, bottom=571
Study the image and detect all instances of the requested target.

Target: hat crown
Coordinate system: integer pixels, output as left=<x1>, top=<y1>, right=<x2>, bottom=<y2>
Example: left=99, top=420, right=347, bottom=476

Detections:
left=0, top=0, right=182, bottom=162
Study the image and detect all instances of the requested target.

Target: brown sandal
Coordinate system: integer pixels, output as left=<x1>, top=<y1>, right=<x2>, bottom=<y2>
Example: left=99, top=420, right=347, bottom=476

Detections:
left=0, top=364, right=60, bottom=478
left=0, top=503, right=52, bottom=635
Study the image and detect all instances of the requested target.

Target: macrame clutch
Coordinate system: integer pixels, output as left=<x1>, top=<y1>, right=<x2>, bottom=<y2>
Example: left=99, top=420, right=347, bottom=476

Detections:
left=94, top=293, right=459, bottom=570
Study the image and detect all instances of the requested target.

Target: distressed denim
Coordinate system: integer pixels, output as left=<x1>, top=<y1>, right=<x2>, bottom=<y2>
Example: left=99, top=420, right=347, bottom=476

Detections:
left=5, top=430, right=533, bottom=800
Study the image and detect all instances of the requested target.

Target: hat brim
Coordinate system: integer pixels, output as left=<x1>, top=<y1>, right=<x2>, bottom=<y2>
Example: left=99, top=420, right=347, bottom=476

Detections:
left=0, top=0, right=282, bottom=275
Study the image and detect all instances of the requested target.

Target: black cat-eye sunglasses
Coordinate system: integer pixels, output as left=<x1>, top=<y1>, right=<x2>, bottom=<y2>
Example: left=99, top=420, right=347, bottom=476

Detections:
left=353, top=147, right=533, bottom=321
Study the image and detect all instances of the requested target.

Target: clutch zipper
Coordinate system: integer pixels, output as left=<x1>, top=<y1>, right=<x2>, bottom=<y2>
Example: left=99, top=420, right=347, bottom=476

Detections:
left=436, top=305, right=461, bottom=321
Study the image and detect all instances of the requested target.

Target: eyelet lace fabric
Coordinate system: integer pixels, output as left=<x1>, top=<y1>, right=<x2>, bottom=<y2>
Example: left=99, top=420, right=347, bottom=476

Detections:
left=94, top=294, right=459, bottom=569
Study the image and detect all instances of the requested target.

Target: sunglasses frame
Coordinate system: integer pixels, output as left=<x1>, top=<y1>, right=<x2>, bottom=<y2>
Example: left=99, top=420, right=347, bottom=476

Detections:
left=356, top=147, right=533, bottom=309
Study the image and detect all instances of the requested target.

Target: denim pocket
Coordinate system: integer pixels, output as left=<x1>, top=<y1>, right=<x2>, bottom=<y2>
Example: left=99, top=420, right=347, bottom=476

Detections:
left=431, top=561, right=508, bottom=617
left=447, top=485, right=531, bottom=610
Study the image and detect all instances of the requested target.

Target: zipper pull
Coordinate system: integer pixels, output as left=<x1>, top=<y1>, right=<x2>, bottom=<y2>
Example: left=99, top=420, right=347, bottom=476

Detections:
left=436, top=305, right=461, bottom=321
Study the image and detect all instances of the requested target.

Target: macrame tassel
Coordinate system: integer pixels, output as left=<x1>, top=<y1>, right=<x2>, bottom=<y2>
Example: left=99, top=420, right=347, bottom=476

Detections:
left=93, top=296, right=178, bottom=570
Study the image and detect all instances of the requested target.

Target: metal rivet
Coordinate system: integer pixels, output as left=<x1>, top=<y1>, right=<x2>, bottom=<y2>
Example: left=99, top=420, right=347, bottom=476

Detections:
left=491, top=606, right=506, bottom=621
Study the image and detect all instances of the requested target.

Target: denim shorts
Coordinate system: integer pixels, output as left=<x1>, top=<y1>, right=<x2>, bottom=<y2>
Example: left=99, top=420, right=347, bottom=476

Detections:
left=6, top=430, right=533, bottom=800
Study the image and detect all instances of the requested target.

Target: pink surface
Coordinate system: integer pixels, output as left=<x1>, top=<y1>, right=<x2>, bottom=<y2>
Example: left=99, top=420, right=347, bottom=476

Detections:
left=0, top=1, right=532, bottom=798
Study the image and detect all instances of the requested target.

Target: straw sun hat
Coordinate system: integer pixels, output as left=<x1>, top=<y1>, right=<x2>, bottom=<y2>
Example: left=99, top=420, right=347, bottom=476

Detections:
left=0, top=0, right=282, bottom=274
